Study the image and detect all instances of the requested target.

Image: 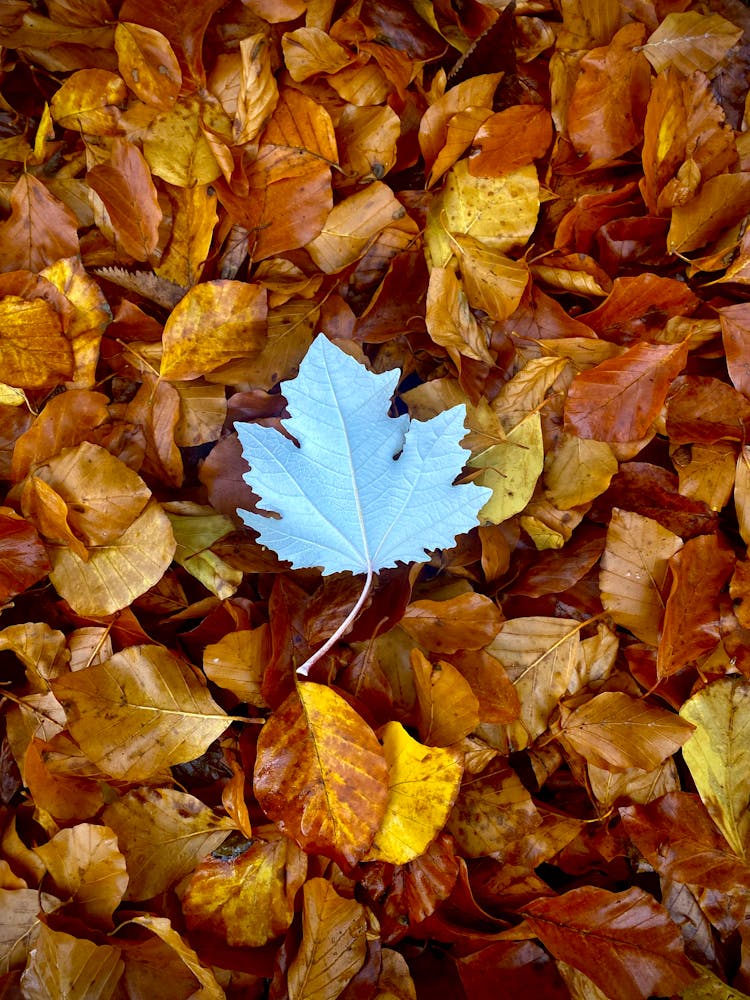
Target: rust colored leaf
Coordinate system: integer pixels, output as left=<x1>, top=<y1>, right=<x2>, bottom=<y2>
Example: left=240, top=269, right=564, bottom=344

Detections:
left=523, top=886, right=697, bottom=1000
left=621, top=792, right=750, bottom=894
left=0, top=175, right=79, bottom=274
left=0, top=507, right=50, bottom=601
left=580, top=274, right=699, bottom=345
left=401, top=592, right=503, bottom=653
left=666, top=375, right=750, bottom=445
left=565, top=340, right=688, bottom=442
left=253, top=683, right=389, bottom=867
left=657, top=534, right=735, bottom=678
left=88, top=139, right=162, bottom=261
left=567, top=23, right=651, bottom=163
left=720, top=303, right=750, bottom=397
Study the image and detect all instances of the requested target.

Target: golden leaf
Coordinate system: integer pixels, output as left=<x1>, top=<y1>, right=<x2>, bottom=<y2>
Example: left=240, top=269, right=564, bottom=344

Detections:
left=52, top=644, right=231, bottom=781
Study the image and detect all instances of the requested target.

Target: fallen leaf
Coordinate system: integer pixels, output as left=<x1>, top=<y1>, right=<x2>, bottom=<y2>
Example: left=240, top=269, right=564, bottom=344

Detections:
left=253, top=682, right=389, bottom=867
left=680, top=678, right=750, bottom=860
left=52, top=644, right=232, bottom=781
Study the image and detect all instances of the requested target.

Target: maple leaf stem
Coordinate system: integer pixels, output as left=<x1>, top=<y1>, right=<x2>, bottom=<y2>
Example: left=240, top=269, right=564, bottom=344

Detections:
left=296, top=565, right=374, bottom=677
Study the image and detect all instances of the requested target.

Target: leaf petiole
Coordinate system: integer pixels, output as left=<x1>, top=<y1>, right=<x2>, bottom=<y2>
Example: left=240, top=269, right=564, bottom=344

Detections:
left=296, top=564, right=374, bottom=678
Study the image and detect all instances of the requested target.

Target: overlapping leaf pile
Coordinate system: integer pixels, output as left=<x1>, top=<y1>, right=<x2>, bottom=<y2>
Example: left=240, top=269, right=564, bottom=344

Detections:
left=1, top=0, right=750, bottom=996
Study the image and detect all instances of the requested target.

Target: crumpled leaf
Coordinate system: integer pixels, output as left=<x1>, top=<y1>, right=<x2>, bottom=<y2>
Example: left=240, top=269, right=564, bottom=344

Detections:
left=680, top=677, right=750, bottom=860
left=237, top=335, right=490, bottom=576
left=52, top=644, right=232, bottom=781
left=287, top=878, right=367, bottom=1000
left=33, top=824, right=127, bottom=925
left=599, top=508, right=683, bottom=647
left=253, top=682, right=389, bottom=867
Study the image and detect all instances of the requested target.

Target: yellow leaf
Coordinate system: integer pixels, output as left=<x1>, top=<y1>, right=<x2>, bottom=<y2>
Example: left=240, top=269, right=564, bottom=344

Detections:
left=52, top=645, right=231, bottom=781
left=143, top=98, right=221, bottom=187
left=469, top=411, right=544, bottom=525
left=426, top=160, right=540, bottom=267
left=680, top=677, right=750, bottom=859
left=254, top=683, right=388, bottom=867
left=288, top=878, right=367, bottom=1000
left=33, top=824, right=127, bottom=925
left=337, top=104, right=401, bottom=181
left=164, top=502, right=242, bottom=599
left=0, top=384, right=26, bottom=406
left=0, top=296, right=72, bottom=390
left=49, top=69, right=127, bottom=134
left=425, top=266, right=493, bottom=367
left=544, top=434, right=619, bottom=510
left=102, top=787, right=233, bottom=900
left=183, top=835, right=307, bottom=947
left=366, top=721, right=463, bottom=865
left=114, top=22, right=181, bottom=110
left=599, top=508, right=683, bottom=646
left=160, top=279, right=267, bottom=380
left=40, top=256, right=111, bottom=390
left=450, top=233, right=529, bottom=322
left=47, top=499, right=176, bottom=616
left=411, top=649, right=480, bottom=747
left=154, top=184, right=218, bottom=288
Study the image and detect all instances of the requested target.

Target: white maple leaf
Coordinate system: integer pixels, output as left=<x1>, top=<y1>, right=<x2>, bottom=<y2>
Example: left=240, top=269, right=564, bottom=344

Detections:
left=236, top=335, right=490, bottom=674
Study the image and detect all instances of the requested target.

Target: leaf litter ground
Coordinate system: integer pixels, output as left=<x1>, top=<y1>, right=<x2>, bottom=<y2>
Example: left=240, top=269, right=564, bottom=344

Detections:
left=1, top=1, right=750, bottom=997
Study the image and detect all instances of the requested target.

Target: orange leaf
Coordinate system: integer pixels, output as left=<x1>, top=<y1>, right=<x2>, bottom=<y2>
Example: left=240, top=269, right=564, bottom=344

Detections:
left=115, top=21, right=182, bottom=110
left=469, top=105, right=553, bottom=177
left=567, top=23, right=650, bottom=163
left=565, top=340, right=689, bottom=442
left=0, top=175, right=79, bottom=275
left=87, top=139, right=162, bottom=261
left=253, top=683, right=389, bottom=867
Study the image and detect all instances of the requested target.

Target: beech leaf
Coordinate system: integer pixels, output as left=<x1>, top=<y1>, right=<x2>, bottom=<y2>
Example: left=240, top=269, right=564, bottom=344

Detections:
left=237, top=335, right=490, bottom=577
